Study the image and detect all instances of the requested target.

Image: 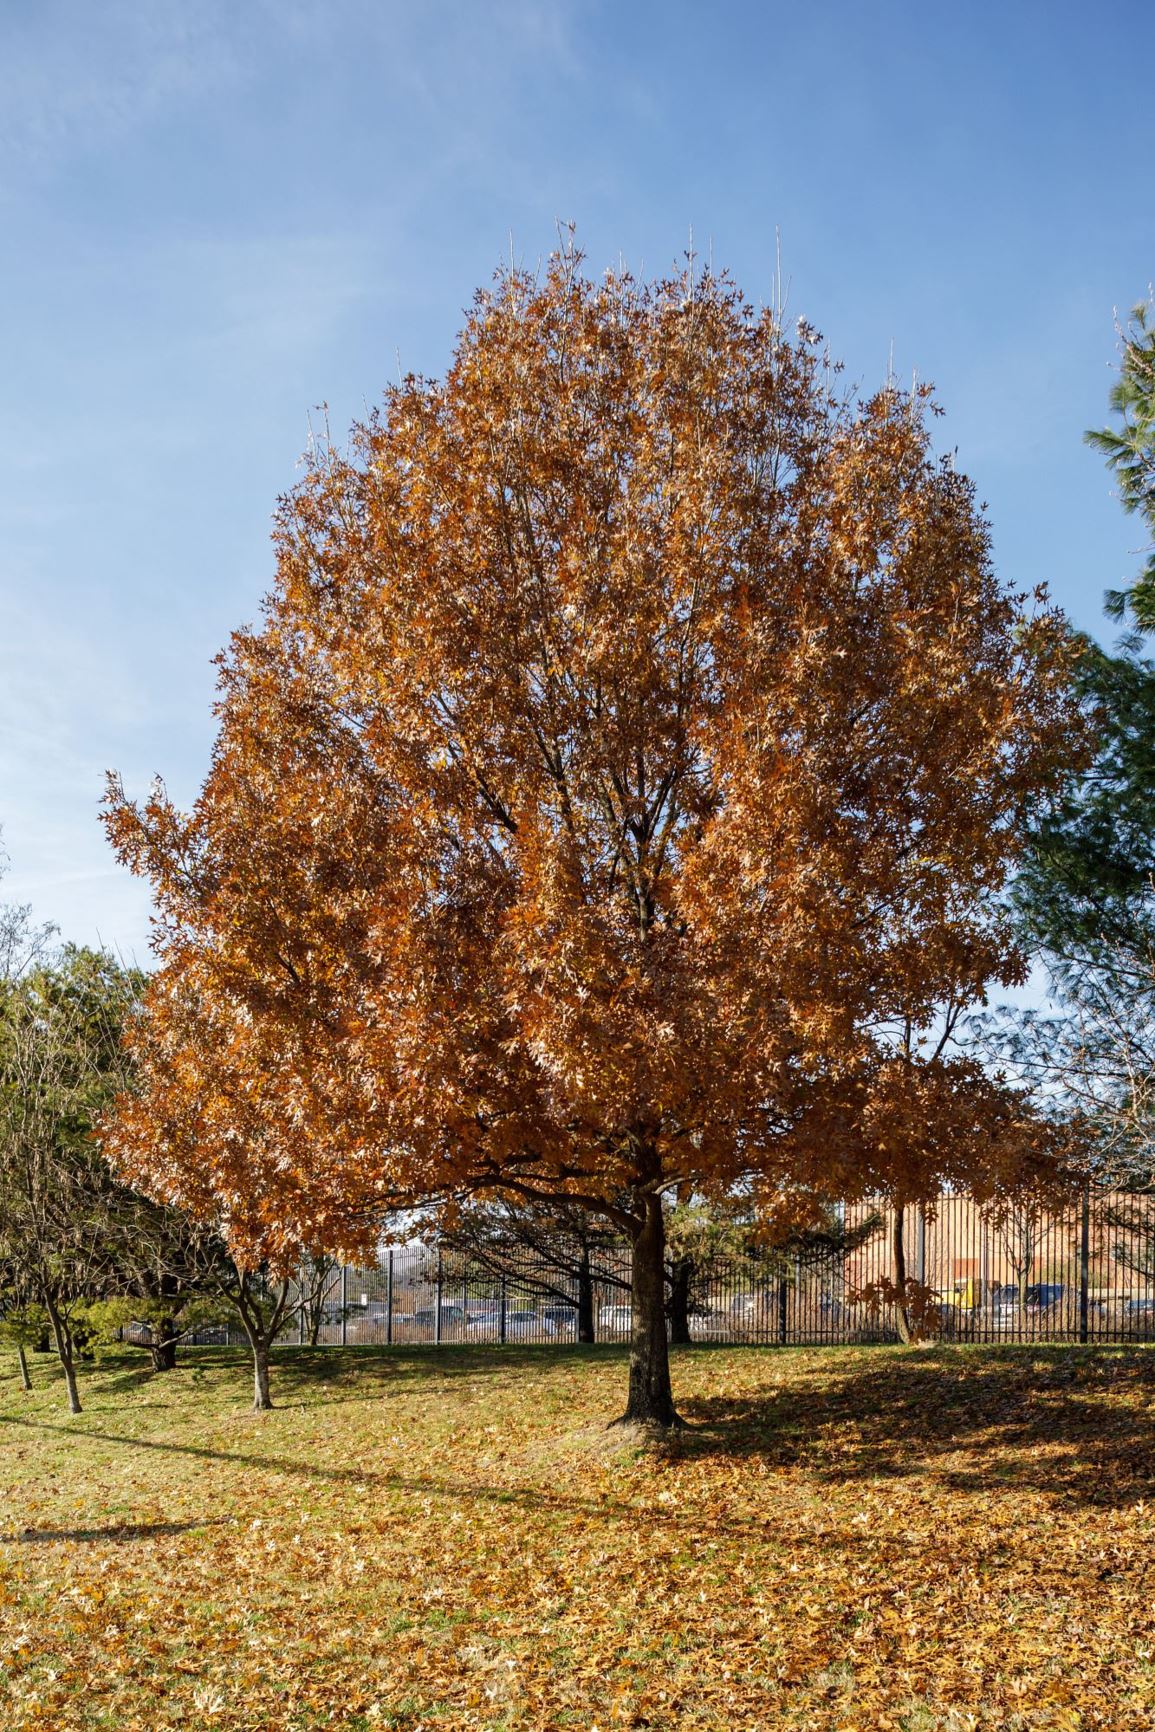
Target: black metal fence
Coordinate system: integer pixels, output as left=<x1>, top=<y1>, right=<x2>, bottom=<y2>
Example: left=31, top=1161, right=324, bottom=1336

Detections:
left=268, top=1189, right=1155, bottom=1350
left=287, top=1244, right=633, bottom=1348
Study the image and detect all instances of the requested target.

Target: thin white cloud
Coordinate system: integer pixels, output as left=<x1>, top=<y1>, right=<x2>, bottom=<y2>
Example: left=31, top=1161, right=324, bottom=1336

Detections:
left=0, top=1, right=245, bottom=174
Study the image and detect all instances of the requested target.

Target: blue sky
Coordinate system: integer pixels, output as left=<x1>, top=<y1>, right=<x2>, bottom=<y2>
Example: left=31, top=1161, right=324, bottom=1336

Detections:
left=0, top=0, right=1151, bottom=962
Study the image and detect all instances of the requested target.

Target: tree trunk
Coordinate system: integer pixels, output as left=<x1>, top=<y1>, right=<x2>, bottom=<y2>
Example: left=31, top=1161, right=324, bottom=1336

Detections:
left=231, top=1275, right=289, bottom=1409
left=61, top=1355, right=82, bottom=1415
left=667, top=1255, right=693, bottom=1346
left=577, top=1246, right=595, bottom=1343
left=617, top=1193, right=680, bottom=1428
left=16, top=1343, right=32, bottom=1392
left=250, top=1339, right=272, bottom=1410
left=45, top=1297, right=82, bottom=1415
left=1017, top=1218, right=1034, bottom=1334
left=892, top=1205, right=912, bottom=1344
left=149, top=1317, right=178, bottom=1373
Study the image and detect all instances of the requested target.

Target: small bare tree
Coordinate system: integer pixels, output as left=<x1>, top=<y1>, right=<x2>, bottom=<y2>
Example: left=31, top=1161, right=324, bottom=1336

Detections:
left=176, top=1234, right=297, bottom=1410
left=296, top=1251, right=341, bottom=1349
left=992, top=1201, right=1040, bottom=1328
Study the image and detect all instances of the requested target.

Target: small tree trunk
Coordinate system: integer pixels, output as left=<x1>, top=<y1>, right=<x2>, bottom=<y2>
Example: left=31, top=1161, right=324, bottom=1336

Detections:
left=617, top=1192, right=680, bottom=1428
left=577, top=1246, right=595, bottom=1343
left=231, top=1275, right=288, bottom=1409
left=149, top=1317, right=178, bottom=1373
left=892, top=1205, right=912, bottom=1345
left=251, top=1338, right=273, bottom=1410
left=61, top=1355, right=82, bottom=1415
left=1017, top=1218, right=1033, bottom=1334
left=45, top=1297, right=82, bottom=1415
left=16, top=1343, right=32, bottom=1392
left=667, top=1255, right=693, bottom=1346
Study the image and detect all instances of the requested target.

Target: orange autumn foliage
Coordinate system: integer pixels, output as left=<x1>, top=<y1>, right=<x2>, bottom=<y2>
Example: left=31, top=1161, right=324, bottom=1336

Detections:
left=103, top=249, right=1084, bottom=1422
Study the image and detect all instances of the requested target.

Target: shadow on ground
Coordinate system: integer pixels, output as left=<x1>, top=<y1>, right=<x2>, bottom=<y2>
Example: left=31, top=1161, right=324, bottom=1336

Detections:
left=0, top=1342, right=621, bottom=1408
left=7, top=1344, right=1155, bottom=1522
left=4, top=1518, right=228, bottom=1544
left=674, top=1344, right=1155, bottom=1507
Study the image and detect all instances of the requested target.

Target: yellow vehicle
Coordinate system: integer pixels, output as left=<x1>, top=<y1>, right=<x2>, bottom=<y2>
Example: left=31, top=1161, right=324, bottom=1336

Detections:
left=938, top=1275, right=991, bottom=1311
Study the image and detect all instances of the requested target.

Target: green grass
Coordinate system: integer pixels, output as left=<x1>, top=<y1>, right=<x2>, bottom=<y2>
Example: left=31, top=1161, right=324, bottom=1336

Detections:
left=3, top=1340, right=1155, bottom=1728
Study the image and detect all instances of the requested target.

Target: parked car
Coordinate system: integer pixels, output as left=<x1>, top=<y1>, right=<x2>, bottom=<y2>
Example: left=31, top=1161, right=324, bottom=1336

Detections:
left=689, top=1309, right=730, bottom=1341
left=991, top=1283, right=1065, bottom=1327
left=540, top=1303, right=578, bottom=1337
left=503, top=1309, right=541, bottom=1339
left=598, top=1304, right=632, bottom=1335
left=413, top=1304, right=466, bottom=1332
left=466, top=1306, right=556, bottom=1340
left=939, top=1276, right=1001, bottom=1314
left=186, top=1325, right=229, bottom=1346
left=465, top=1308, right=500, bottom=1339
left=726, top=1293, right=774, bottom=1331
left=344, top=1303, right=390, bottom=1341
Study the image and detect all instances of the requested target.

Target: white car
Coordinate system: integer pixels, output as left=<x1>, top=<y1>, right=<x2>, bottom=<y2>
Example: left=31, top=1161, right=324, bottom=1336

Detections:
left=598, top=1304, right=633, bottom=1335
left=466, top=1307, right=542, bottom=1340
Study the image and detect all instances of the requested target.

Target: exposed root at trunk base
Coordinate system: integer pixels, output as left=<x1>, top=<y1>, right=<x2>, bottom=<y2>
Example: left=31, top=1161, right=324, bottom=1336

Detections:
left=608, top=1410, right=687, bottom=1435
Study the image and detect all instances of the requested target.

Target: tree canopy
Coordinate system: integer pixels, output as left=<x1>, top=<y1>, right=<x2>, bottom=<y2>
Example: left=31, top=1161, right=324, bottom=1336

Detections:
left=1012, top=293, right=1155, bottom=1172
left=104, top=249, right=1082, bottom=1422
left=0, top=945, right=146, bottom=1411
left=1091, top=295, right=1155, bottom=629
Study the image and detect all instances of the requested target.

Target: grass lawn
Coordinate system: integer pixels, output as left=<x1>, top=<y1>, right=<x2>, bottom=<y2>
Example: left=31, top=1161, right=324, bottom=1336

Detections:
left=2, top=1343, right=1155, bottom=1730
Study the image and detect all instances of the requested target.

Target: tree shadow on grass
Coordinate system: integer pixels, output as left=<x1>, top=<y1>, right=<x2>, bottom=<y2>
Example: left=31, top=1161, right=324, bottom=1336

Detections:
left=3, top=1518, right=228, bottom=1545
left=10, top=1346, right=1149, bottom=1532
left=0, top=1411, right=687, bottom=1534
left=90, top=1360, right=177, bottom=1399
left=7, top=1348, right=1151, bottom=1552
left=673, top=1344, right=1155, bottom=1508
left=9, top=1343, right=626, bottom=1419
left=7, top=1356, right=184, bottom=1410
left=0, top=1411, right=903, bottom=1562
left=176, top=1342, right=619, bottom=1382
left=191, top=1342, right=627, bottom=1407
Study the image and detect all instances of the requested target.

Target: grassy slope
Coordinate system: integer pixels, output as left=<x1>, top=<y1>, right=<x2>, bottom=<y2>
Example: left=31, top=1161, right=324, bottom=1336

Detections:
left=2, top=1342, right=1155, bottom=1730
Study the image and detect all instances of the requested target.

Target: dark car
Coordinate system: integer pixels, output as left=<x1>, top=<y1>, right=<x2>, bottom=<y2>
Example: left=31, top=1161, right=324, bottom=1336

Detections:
left=540, top=1303, right=578, bottom=1336
left=992, top=1283, right=1065, bottom=1326
left=413, top=1304, right=466, bottom=1332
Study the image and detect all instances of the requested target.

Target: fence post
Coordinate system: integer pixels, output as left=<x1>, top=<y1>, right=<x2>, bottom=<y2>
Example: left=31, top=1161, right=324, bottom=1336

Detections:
left=435, top=1248, right=443, bottom=1345
left=1079, top=1185, right=1091, bottom=1344
left=916, top=1207, right=926, bottom=1287
left=340, top=1264, right=348, bottom=1347
left=777, top=1274, right=787, bottom=1345
left=298, top=1268, right=305, bottom=1346
left=500, top=1272, right=507, bottom=1344
left=386, top=1247, right=394, bottom=1346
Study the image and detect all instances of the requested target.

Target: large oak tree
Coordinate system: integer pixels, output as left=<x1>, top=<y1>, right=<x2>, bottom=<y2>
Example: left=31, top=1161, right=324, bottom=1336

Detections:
left=105, top=251, right=1081, bottom=1424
